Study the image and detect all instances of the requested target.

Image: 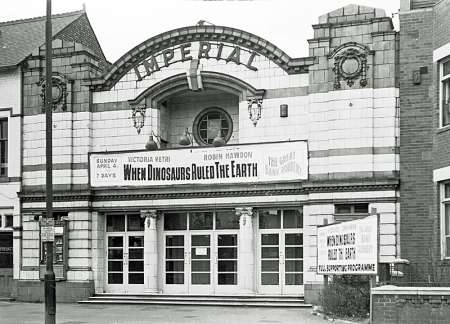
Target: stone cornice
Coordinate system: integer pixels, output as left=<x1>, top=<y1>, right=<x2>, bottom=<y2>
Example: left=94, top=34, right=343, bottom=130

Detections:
left=18, top=178, right=399, bottom=203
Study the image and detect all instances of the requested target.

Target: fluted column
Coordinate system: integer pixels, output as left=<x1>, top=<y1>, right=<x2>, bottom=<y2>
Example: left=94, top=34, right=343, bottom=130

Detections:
left=236, top=207, right=255, bottom=294
left=141, top=209, right=158, bottom=293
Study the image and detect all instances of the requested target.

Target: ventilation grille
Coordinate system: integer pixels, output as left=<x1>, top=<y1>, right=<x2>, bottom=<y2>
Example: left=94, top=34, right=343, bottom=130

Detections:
left=412, top=0, right=437, bottom=9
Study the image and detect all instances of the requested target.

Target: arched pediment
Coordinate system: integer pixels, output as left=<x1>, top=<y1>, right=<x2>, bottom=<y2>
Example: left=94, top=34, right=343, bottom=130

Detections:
left=128, top=71, right=265, bottom=106
left=88, top=25, right=315, bottom=91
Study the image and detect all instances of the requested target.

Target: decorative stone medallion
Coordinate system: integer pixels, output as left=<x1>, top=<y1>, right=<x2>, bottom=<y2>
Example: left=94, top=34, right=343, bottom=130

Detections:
left=38, top=74, right=69, bottom=112
left=332, top=45, right=369, bottom=89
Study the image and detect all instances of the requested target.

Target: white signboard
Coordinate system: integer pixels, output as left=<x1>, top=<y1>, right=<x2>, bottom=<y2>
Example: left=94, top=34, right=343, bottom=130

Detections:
left=317, top=215, right=378, bottom=275
left=40, top=218, right=55, bottom=242
left=89, top=141, right=308, bottom=188
left=195, top=247, right=208, bottom=256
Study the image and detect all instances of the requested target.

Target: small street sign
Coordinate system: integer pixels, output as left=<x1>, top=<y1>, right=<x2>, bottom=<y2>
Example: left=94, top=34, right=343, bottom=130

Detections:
left=40, top=218, right=55, bottom=242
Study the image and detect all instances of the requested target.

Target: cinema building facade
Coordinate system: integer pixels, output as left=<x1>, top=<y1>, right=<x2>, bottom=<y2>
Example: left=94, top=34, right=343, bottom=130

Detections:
left=6, top=4, right=400, bottom=302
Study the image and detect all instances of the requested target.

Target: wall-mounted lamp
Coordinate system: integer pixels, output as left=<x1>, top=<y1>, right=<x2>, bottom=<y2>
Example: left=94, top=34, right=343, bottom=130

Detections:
left=247, top=97, right=263, bottom=126
left=145, top=130, right=160, bottom=151
left=131, top=105, right=146, bottom=134
left=280, top=104, right=288, bottom=118
left=179, top=128, right=194, bottom=146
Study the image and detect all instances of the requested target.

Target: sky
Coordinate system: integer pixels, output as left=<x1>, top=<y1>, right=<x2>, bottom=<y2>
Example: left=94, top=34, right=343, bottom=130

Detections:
left=1, top=0, right=400, bottom=63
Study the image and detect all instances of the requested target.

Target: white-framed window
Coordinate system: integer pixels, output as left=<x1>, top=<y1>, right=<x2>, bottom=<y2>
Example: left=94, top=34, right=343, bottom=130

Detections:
left=440, top=183, right=450, bottom=258
left=440, top=59, right=450, bottom=127
left=0, top=118, right=7, bottom=177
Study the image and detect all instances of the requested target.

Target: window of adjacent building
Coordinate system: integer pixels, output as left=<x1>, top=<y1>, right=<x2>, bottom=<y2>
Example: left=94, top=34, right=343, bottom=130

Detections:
left=0, top=232, right=13, bottom=268
left=441, top=59, right=450, bottom=127
left=0, top=210, right=13, bottom=269
left=4, top=214, right=12, bottom=228
left=0, top=119, right=7, bottom=177
left=0, top=213, right=13, bottom=229
left=441, top=183, right=450, bottom=258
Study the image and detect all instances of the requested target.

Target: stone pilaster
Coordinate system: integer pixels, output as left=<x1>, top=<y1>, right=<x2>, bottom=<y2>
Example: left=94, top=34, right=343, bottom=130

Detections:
left=236, top=207, right=255, bottom=294
left=141, top=209, right=159, bottom=294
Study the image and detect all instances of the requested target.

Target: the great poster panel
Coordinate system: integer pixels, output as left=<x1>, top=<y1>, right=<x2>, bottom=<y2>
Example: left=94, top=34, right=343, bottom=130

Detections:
left=317, top=215, right=378, bottom=275
left=89, top=141, right=308, bottom=188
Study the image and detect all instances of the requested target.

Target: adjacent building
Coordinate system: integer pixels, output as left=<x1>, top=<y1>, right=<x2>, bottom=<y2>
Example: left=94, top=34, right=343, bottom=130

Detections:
left=0, top=9, right=107, bottom=299
left=0, top=4, right=401, bottom=302
left=399, top=0, right=450, bottom=283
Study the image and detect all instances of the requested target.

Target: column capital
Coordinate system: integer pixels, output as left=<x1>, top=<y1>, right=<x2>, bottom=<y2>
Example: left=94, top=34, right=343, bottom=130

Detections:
left=235, top=207, right=254, bottom=217
left=140, top=209, right=159, bottom=219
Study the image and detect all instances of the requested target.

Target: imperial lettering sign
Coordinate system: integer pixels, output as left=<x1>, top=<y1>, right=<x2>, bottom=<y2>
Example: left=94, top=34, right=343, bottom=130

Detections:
left=89, top=141, right=308, bottom=187
left=317, top=215, right=378, bottom=275
left=133, top=41, right=259, bottom=81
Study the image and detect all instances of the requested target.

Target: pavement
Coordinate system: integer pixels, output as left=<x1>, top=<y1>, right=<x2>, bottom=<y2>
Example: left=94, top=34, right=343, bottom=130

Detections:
left=0, top=301, right=361, bottom=324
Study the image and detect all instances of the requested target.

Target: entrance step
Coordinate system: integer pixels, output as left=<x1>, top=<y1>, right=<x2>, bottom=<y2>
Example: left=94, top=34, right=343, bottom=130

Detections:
left=79, top=294, right=311, bottom=307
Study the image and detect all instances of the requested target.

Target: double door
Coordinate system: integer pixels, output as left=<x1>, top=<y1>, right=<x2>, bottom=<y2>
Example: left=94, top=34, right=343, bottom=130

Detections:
left=106, top=233, right=145, bottom=293
left=259, top=230, right=304, bottom=295
left=164, top=231, right=238, bottom=295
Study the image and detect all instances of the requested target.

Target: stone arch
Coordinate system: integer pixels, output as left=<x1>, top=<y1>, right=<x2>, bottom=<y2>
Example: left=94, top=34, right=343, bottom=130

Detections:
left=89, top=25, right=315, bottom=91
left=128, top=71, right=265, bottom=107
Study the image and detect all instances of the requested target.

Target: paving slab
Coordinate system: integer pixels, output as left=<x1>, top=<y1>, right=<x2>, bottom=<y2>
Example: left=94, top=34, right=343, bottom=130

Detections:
left=0, top=301, right=349, bottom=324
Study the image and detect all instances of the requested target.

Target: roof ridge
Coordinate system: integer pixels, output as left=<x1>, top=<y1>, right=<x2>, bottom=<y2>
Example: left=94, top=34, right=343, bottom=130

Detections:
left=0, top=9, right=84, bottom=27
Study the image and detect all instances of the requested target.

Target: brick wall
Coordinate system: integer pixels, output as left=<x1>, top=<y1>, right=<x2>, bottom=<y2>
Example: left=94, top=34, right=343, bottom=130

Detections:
left=433, top=0, right=450, bottom=49
left=56, top=13, right=108, bottom=71
left=400, top=0, right=450, bottom=282
left=372, top=288, right=450, bottom=324
left=399, top=8, right=436, bottom=281
left=433, top=0, right=450, bottom=170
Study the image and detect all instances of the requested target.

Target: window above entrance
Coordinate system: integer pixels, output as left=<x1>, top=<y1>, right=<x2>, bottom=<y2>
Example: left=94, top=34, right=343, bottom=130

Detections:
left=163, top=210, right=239, bottom=231
left=258, top=209, right=303, bottom=229
left=106, top=213, right=144, bottom=232
left=193, top=107, right=233, bottom=146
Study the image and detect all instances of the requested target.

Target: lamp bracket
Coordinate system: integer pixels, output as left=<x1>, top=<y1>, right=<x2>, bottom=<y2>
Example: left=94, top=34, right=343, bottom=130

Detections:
left=131, top=105, right=147, bottom=134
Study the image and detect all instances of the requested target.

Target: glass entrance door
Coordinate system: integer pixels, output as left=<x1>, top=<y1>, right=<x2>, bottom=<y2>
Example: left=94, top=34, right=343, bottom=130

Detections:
left=216, top=233, right=238, bottom=294
left=163, top=210, right=239, bottom=295
left=106, top=234, right=144, bottom=293
left=189, top=234, right=212, bottom=294
left=164, top=232, right=239, bottom=295
left=258, top=209, right=304, bottom=295
left=105, top=213, right=145, bottom=294
left=164, top=234, right=187, bottom=294
left=259, top=231, right=304, bottom=295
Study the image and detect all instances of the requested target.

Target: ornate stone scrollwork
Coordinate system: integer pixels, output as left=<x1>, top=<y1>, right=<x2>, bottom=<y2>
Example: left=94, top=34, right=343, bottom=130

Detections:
left=331, top=44, right=370, bottom=90
left=131, top=105, right=147, bottom=134
left=38, top=73, right=69, bottom=112
left=140, top=209, right=158, bottom=229
left=236, top=207, right=254, bottom=226
left=247, top=98, right=263, bottom=127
